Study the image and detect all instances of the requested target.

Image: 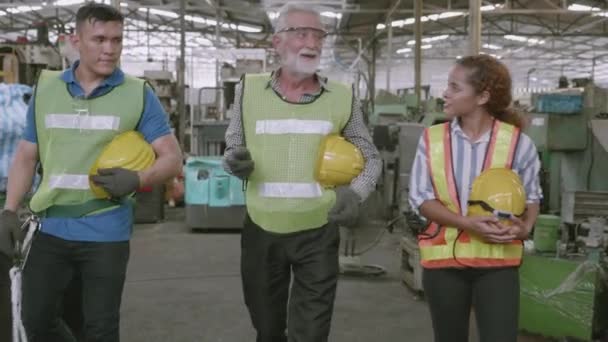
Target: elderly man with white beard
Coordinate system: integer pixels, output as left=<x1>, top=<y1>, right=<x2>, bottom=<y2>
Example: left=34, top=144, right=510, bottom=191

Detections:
left=222, top=3, right=381, bottom=342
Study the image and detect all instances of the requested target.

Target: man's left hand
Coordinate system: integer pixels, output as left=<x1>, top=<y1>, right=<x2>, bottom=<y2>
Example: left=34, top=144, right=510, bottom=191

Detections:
left=328, top=186, right=361, bottom=227
left=90, top=168, right=141, bottom=198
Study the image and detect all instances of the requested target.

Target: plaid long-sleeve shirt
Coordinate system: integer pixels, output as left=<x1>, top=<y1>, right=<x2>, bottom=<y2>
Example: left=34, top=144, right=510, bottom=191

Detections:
left=223, top=70, right=381, bottom=201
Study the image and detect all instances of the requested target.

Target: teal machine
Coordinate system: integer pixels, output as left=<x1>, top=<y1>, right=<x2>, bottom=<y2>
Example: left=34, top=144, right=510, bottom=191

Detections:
left=184, top=156, right=245, bottom=229
left=518, top=85, right=608, bottom=341
left=185, top=120, right=246, bottom=229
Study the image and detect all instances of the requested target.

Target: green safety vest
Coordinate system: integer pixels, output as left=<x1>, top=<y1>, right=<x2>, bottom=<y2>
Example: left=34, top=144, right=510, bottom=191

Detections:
left=29, top=70, right=145, bottom=213
left=241, top=73, right=353, bottom=233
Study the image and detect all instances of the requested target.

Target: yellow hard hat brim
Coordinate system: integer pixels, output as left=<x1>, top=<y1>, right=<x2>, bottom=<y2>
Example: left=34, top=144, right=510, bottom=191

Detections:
left=89, top=131, right=156, bottom=199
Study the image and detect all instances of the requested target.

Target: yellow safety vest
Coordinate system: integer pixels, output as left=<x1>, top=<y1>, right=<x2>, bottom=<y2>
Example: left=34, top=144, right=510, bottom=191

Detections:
left=419, top=120, right=523, bottom=269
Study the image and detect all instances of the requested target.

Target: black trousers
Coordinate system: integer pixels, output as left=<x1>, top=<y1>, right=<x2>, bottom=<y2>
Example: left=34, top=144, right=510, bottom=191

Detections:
left=241, top=216, right=340, bottom=342
left=22, top=232, right=129, bottom=342
left=423, top=267, right=520, bottom=342
left=0, top=255, right=11, bottom=342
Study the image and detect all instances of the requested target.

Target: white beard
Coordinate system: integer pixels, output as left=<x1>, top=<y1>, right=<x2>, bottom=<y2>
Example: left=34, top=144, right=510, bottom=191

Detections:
left=283, top=50, right=320, bottom=76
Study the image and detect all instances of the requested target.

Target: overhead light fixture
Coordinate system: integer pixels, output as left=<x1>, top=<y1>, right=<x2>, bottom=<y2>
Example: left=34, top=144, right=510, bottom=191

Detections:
left=568, top=4, right=598, bottom=11
left=483, top=43, right=502, bottom=50
left=139, top=8, right=179, bottom=19
left=504, top=34, right=544, bottom=45
left=6, top=6, right=42, bottom=14
left=236, top=24, right=262, bottom=33
left=120, top=2, right=128, bottom=7
left=406, top=34, right=449, bottom=45
left=397, top=47, right=412, bottom=54
left=53, top=0, right=84, bottom=5
left=185, top=13, right=261, bottom=32
left=504, top=34, right=527, bottom=42
left=421, top=44, right=432, bottom=49
left=456, top=55, right=462, bottom=59
left=376, top=12, right=464, bottom=30
left=185, top=15, right=208, bottom=24
left=321, top=11, right=342, bottom=19
left=481, top=4, right=504, bottom=11
left=480, top=51, right=502, bottom=59
left=0, top=10, right=6, bottom=16
left=568, top=4, right=608, bottom=16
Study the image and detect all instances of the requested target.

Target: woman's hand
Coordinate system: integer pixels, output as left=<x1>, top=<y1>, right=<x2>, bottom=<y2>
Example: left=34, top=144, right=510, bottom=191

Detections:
left=461, top=216, right=517, bottom=243
left=502, top=216, right=532, bottom=240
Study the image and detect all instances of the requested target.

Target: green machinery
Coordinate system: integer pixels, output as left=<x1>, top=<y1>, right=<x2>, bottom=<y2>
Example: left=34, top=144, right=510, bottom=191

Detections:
left=518, top=85, right=608, bottom=341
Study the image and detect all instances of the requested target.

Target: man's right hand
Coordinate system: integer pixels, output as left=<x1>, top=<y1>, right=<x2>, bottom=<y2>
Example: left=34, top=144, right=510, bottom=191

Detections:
left=0, top=210, right=21, bottom=259
left=463, top=216, right=516, bottom=244
left=225, top=146, right=254, bottom=180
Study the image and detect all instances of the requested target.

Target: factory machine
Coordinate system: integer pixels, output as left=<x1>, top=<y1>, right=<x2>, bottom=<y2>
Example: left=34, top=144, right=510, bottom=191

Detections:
left=184, top=56, right=264, bottom=230
left=381, top=83, right=608, bottom=341
left=517, top=85, right=608, bottom=341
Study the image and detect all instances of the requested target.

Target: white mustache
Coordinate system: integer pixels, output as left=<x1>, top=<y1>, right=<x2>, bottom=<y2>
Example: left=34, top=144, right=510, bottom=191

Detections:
left=298, top=49, right=319, bottom=57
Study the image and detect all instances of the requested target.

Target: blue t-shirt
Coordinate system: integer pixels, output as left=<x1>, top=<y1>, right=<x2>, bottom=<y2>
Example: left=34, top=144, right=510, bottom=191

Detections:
left=23, top=61, right=172, bottom=242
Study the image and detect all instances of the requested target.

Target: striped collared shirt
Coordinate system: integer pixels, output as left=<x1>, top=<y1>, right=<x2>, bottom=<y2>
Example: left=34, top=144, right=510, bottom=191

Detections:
left=223, top=69, right=381, bottom=201
left=408, top=119, right=543, bottom=215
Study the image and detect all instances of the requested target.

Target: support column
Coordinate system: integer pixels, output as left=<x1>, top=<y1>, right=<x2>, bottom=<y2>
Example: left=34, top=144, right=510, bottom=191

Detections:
left=177, top=0, right=186, bottom=150
left=414, top=0, right=422, bottom=109
left=469, top=0, right=482, bottom=55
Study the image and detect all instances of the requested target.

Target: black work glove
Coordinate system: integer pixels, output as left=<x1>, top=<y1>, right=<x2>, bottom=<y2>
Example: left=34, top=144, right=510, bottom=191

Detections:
left=0, top=210, right=22, bottom=260
left=328, top=186, right=361, bottom=227
left=224, top=146, right=254, bottom=180
left=90, top=168, right=141, bottom=198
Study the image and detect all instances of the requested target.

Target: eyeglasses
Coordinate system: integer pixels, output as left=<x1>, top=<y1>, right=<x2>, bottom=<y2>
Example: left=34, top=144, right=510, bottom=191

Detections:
left=468, top=200, right=517, bottom=220
left=276, top=27, right=328, bottom=41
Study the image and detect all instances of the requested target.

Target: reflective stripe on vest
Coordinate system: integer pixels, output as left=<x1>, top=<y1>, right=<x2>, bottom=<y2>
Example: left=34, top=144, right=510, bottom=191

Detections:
left=419, top=120, right=522, bottom=269
left=258, top=182, right=323, bottom=198
left=45, top=114, right=121, bottom=131
left=255, top=119, right=333, bottom=135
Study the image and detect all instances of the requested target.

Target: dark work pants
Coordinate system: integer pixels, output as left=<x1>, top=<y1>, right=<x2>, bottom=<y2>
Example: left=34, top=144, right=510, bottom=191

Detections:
left=241, top=216, right=340, bottom=342
left=1, top=255, right=11, bottom=342
left=423, top=267, right=520, bottom=342
left=22, top=232, right=129, bottom=342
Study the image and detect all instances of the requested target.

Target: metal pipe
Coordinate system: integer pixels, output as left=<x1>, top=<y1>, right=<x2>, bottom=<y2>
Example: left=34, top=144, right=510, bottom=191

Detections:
left=469, top=0, right=481, bottom=55
left=414, top=0, right=422, bottom=108
left=178, top=0, right=186, bottom=152
left=387, top=25, right=392, bottom=92
left=384, top=0, right=401, bottom=93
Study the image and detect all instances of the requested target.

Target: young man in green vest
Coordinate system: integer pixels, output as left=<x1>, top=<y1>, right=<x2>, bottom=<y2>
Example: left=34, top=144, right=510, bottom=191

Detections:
left=223, top=3, right=381, bottom=342
left=0, top=3, right=182, bottom=341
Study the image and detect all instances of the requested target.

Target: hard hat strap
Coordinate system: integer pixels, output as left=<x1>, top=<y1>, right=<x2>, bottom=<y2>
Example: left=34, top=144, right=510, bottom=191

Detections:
left=467, top=200, right=514, bottom=220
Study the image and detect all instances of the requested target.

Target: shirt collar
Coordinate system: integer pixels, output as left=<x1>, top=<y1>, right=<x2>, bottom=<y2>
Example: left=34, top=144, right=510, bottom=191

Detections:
left=451, top=118, right=493, bottom=143
left=60, top=60, right=125, bottom=88
left=265, top=68, right=330, bottom=92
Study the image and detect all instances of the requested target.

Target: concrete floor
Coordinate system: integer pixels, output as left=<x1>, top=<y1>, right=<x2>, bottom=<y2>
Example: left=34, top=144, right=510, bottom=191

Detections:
left=120, top=207, right=559, bottom=342
left=120, top=207, right=433, bottom=342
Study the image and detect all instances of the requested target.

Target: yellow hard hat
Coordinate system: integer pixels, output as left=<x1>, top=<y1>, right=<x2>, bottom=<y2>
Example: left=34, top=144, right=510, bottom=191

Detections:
left=89, top=131, right=156, bottom=198
left=315, top=135, right=364, bottom=188
left=467, top=168, right=526, bottom=224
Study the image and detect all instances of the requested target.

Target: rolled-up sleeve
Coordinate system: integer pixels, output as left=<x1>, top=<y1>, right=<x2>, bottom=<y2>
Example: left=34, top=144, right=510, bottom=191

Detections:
left=223, top=81, right=245, bottom=174
left=341, top=97, right=382, bottom=202
left=513, top=133, right=543, bottom=203
left=408, top=134, right=436, bottom=213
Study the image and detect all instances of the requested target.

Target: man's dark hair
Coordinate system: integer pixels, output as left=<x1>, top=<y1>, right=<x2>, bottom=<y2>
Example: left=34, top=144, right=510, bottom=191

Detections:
left=75, top=3, right=124, bottom=31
